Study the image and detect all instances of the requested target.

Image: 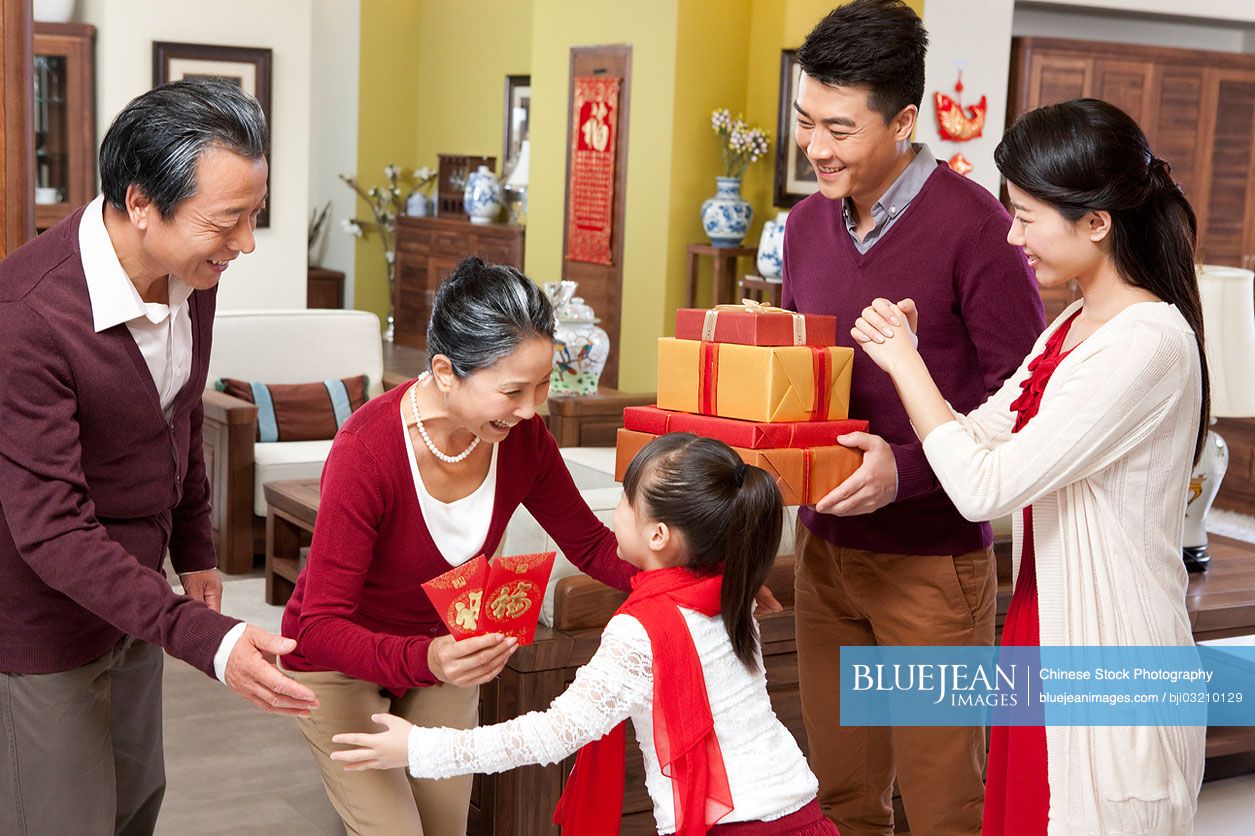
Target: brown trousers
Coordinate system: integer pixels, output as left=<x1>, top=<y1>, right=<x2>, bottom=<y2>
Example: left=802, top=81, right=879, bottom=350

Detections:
left=0, top=638, right=166, bottom=836
left=794, top=520, right=996, bottom=836
left=286, top=666, right=479, bottom=836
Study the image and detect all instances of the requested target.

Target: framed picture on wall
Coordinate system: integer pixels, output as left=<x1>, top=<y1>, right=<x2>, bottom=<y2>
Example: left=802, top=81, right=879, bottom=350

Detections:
left=774, top=49, right=818, bottom=208
left=503, top=74, right=531, bottom=179
left=153, top=41, right=273, bottom=228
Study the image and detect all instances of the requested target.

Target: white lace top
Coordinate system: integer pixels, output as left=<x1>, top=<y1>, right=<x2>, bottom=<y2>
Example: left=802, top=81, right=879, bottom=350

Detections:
left=407, top=609, right=818, bottom=833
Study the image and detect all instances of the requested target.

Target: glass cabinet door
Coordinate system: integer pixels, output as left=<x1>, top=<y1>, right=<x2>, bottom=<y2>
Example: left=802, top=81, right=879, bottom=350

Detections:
left=32, top=22, right=95, bottom=232
left=33, top=53, right=70, bottom=207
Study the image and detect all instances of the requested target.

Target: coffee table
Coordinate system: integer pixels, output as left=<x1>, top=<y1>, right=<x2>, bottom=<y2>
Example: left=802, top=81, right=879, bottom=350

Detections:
left=262, top=478, right=320, bottom=605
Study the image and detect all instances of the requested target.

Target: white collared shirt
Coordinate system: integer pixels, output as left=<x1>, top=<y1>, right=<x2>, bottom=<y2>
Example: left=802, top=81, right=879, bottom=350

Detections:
left=78, top=195, right=245, bottom=683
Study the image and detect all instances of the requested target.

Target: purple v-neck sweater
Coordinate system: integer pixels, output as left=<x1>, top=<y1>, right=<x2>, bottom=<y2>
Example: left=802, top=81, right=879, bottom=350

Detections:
left=0, top=207, right=237, bottom=676
left=783, top=162, right=1045, bottom=555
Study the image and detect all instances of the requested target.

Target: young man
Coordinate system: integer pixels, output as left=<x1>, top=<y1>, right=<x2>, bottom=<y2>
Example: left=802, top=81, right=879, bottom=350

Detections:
left=0, top=79, right=318, bottom=835
left=781, top=2, right=1045, bottom=834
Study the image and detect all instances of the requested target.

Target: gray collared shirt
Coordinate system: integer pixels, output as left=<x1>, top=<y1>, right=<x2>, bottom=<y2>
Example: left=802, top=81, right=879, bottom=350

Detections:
left=843, top=144, right=937, bottom=253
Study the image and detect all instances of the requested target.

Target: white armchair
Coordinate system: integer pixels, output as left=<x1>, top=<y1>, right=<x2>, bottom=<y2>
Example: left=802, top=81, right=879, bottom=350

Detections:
left=202, top=309, right=384, bottom=573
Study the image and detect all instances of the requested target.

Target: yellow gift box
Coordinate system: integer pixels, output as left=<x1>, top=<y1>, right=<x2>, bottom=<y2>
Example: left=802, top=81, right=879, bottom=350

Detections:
left=656, top=337, right=853, bottom=423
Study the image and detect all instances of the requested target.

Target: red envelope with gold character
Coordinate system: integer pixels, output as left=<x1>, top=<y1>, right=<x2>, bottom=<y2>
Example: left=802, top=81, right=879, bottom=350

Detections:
left=421, top=555, right=490, bottom=640
left=481, top=551, right=556, bottom=644
left=421, top=551, right=556, bottom=645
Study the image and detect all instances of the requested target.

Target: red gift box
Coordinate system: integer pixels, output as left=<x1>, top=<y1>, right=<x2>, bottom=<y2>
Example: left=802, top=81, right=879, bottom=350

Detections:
left=421, top=552, right=556, bottom=645
left=623, top=405, right=867, bottom=450
left=675, top=301, right=837, bottom=347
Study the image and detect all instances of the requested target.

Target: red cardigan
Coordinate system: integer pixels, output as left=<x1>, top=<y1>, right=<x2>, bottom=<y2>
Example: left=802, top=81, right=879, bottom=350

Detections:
left=281, top=383, right=636, bottom=690
left=0, top=206, right=236, bottom=677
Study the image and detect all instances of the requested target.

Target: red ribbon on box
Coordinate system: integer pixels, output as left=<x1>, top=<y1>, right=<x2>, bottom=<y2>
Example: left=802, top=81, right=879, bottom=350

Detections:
left=696, top=342, right=832, bottom=422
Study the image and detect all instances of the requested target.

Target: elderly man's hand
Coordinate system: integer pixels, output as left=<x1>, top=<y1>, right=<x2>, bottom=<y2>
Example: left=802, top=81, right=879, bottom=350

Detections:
left=179, top=569, right=223, bottom=612
left=224, top=625, right=319, bottom=716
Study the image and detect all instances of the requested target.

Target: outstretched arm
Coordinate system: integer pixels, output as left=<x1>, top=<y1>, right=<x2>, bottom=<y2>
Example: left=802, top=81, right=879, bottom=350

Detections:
left=331, top=614, right=654, bottom=777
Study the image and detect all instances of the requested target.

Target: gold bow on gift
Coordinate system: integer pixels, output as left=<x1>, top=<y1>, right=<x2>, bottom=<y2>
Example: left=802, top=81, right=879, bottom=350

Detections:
left=703, top=299, right=807, bottom=344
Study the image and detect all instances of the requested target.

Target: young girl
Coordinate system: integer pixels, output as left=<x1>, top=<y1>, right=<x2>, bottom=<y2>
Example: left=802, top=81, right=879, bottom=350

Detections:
left=847, top=98, right=1206, bottom=835
left=330, top=433, right=838, bottom=836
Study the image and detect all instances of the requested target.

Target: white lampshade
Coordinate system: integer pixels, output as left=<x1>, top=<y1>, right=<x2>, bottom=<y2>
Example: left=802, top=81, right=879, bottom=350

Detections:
left=1199, top=265, right=1255, bottom=418
left=504, top=140, right=530, bottom=189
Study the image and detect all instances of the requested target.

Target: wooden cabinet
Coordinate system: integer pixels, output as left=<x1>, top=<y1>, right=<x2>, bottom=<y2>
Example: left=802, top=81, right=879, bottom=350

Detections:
left=305, top=266, right=344, bottom=309
left=393, top=215, right=525, bottom=349
left=1009, top=37, right=1255, bottom=320
left=32, top=22, right=94, bottom=233
left=1, top=0, right=34, bottom=256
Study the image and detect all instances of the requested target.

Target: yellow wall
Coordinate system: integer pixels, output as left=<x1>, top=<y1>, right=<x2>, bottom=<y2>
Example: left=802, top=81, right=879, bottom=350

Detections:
left=528, top=0, right=682, bottom=390
left=664, top=0, right=753, bottom=327
left=356, top=0, right=925, bottom=384
left=414, top=0, right=533, bottom=171
left=355, top=0, right=421, bottom=327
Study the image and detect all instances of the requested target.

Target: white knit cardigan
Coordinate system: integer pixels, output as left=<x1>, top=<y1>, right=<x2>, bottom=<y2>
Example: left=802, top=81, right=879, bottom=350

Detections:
left=921, top=300, right=1205, bottom=836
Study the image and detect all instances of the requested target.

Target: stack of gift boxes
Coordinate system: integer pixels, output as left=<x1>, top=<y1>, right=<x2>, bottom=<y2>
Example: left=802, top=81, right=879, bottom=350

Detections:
left=614, top=302, right=869, bottom=506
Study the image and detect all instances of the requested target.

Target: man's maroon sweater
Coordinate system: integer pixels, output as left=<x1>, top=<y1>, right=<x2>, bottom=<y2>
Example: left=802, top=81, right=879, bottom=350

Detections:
left=0, top=207, right=237, bottom=677
left=783, top=162, right=1046, bottom=555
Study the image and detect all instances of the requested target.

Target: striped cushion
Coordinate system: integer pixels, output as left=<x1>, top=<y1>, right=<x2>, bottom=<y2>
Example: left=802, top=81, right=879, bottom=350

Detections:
left=217, top=375, right=369, bottom=442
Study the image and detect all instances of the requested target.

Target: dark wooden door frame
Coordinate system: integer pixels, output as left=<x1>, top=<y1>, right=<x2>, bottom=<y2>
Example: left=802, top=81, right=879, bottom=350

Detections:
left=1, top=0, right=34, bottom=257
left=559, top=44, right=631, bottom=389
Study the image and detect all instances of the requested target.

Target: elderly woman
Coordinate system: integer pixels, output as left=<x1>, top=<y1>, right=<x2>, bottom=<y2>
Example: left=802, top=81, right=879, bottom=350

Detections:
left=280, top=256, right=638, bottom=835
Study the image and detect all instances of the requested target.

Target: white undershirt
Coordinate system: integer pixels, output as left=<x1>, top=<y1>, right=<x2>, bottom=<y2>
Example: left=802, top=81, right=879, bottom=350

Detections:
left=78, top=194, right=245, bottom=684
left=400, top=399, right=498, bottom=566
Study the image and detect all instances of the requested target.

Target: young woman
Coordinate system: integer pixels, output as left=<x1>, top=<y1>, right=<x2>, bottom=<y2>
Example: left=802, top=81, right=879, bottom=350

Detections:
left=280, top=257, right=641, bottom=836
left=330, top=434, right=837, bottom=836
left=849, top=99, right=1207, bottom=835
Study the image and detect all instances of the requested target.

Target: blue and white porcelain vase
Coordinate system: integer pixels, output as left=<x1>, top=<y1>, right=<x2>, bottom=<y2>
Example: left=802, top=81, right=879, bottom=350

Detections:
left=701, top=176, right=752, bottom=247
left=464, top=165, right=502, bottom=224
left=756, top=210, right=789, bottom=278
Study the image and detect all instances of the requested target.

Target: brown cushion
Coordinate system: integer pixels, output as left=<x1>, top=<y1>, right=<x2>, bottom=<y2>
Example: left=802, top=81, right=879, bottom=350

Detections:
left=217, top=375, right=369, bottom=442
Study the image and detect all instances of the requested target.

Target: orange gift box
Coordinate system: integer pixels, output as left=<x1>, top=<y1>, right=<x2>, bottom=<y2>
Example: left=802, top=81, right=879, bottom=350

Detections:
left=656, top=337, right=853, bottom=423
left=421, top=551, right=556, bottom=645
left=614, top=429, right=862, bottom=507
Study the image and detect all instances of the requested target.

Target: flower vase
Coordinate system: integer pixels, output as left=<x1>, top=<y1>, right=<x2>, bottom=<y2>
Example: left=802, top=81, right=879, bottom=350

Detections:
left=701, top=176, right=753, bottom=247
left=756, top=210, right=789, bottom=278
left=464, top=165, right=503, bottom=224
left=383, top=262, right=396, bottom=342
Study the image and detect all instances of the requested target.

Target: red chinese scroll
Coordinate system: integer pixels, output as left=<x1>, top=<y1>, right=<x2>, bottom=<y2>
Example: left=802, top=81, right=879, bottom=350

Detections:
left=565, top=76, right=620, bottom=266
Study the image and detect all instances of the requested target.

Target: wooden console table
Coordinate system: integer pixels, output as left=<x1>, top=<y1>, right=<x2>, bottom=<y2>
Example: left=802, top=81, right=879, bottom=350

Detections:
left=393, top=216, right=525, bottom=350
left=546, top=388, right=655, bottom=447
left=685, top=243, right=758, bottom=308
left=306, top=267, right=345, bottom=309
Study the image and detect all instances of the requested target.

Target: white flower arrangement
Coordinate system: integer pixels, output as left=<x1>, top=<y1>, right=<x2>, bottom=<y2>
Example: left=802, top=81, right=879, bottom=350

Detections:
left=710, top=108, right=770, bottom=179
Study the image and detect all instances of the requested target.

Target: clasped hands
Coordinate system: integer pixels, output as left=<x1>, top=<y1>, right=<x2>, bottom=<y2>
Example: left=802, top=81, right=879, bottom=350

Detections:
left=811, top=298, right=921, bottom=517
left=850, top=296, right=920, bottom=373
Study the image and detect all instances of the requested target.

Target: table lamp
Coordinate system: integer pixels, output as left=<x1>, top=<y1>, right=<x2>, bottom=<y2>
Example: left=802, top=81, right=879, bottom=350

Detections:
left=1183, top=265, right=1255, bottom=572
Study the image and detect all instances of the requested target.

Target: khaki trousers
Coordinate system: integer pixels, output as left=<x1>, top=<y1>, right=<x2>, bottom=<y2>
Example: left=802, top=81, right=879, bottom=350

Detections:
left=0, top=638, right=166, bottom=836
left=793, top=519, right=996, bottom=836
left=286, top=667, right=479, bottom=836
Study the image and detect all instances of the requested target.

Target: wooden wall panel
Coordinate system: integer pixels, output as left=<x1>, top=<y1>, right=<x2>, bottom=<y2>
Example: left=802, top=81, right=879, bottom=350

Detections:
left=1, top=0, right=34, bottom=257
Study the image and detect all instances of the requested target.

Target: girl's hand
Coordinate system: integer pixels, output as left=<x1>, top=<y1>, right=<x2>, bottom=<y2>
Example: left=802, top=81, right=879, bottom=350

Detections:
left=851, top=298, right=920, bottom=374
left=754, top=584, right=783, bottom=615
left=330, top=713, right=412, bottom=771
left=427, top=632, right=517, bottom=687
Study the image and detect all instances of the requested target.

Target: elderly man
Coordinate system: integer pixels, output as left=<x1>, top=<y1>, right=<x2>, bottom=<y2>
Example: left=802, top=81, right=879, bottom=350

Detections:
left=0, top=78, right=318, bottom=835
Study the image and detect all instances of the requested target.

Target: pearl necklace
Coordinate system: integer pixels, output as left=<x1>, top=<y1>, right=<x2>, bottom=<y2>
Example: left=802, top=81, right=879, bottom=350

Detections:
left=409, top=372, right=480, bottom=464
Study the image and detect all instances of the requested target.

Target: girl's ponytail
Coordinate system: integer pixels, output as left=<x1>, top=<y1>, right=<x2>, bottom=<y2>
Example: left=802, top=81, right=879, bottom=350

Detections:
left=719, top=463, right=784, bottom=669
left=621, top=433, right=785, bottom=669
